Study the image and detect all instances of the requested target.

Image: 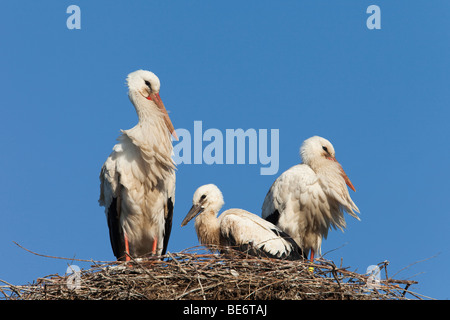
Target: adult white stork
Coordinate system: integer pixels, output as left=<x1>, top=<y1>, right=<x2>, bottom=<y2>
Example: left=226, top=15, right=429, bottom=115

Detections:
left=181, top=184, right=303, bottom=260
left=262, top=136, right=360, bottom=262
left=99, top=70, right=178, bottom=261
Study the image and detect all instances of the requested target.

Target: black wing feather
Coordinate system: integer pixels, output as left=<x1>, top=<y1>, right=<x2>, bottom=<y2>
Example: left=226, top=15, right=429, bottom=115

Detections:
left=269, top=228, right=305, bottom=260
left=107, top=197, right=126, bottom=261
left=222, top=227, right=304, bottom=261
left=265, top=209, right=280, bottom=226
left=161, top=197, right=174, bottom=255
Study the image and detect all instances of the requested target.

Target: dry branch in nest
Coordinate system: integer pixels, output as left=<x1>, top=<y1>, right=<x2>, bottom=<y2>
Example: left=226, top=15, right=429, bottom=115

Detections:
left=0, top=245, right=423, bottom=300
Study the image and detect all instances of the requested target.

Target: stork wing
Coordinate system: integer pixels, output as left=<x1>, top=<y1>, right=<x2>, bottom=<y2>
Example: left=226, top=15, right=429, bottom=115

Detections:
left=99, top=153, right=127, bottom=260
left=219, top=209, right=303, bottom=260
left=99, top=131, right=176, bottom=258
left=262, top=164, right=358, bottom=241
left=161, top=174, right=175, bottom=255
left=123, top=126, right=176, bottom=256
left=98, top=133, right=149, bottom=260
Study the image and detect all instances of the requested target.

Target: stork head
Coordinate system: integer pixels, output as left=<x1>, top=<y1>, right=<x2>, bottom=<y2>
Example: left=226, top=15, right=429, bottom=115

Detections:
left=181, top=184, right=225, bottom=227
left=300, top=136, right=335, bottom=165
left=126, top=70, right=177, bottom=140
left=300, top=136, right=356, bottom=192
left=127, top=70, right=161, bottom=98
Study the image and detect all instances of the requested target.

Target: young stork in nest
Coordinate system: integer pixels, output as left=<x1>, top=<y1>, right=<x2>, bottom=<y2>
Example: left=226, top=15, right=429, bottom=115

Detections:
left=262, top=136, right=360, bottom=262
left=99, top=70, right=177, bottom=261
left=182, top=184, right=303, bottom=260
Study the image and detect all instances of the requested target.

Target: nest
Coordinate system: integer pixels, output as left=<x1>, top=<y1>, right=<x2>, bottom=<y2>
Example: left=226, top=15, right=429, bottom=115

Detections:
left=0, top=245, right=423, bottom=300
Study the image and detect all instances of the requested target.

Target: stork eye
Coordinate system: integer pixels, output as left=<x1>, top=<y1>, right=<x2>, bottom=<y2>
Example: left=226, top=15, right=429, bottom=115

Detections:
left=144, top=80, right=152, bottom=91
left=200, top=195, right=207, bottom=200
left=322, top=146, right=328, bottom=153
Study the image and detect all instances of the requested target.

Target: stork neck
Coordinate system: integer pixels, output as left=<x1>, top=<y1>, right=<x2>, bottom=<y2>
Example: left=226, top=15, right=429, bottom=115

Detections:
left=309, top=158, right=334, bottom=174
left=129, top=91, right=163, bottom=124
left=311, top=159, right=345, bottom=189
left=137, top=101, right=161, bottom=124
left=124, top=92, right=173, bottom=160
left=195, top=210, right=221, bottom=247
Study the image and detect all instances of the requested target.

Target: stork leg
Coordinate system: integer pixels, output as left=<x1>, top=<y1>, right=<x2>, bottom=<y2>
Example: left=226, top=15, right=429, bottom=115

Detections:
left=151, top=238, right=158, bottom=255
left=308, top=249, right=315, bottom=273
left=124, top=232, right=131, bottom=262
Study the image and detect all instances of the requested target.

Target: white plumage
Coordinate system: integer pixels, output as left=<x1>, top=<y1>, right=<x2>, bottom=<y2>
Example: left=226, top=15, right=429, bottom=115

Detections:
left=182, top=184, right=303, bottom=260
left=262, top=136, right=359, bottom=261
left=99, top=70, right=177, bottom=261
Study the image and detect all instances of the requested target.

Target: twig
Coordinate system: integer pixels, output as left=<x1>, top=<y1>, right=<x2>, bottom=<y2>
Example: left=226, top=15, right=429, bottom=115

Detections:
left=12, top=241, right=112, bottom=263
left=391, top=253, right=440, bottom=279
left=0, top=279, right=22, bottom=298
left=321, top=243, right=349, bottom=258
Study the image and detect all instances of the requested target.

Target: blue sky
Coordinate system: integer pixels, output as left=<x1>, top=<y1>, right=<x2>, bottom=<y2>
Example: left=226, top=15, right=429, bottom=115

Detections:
left=1, top=1, right=449, bottom=299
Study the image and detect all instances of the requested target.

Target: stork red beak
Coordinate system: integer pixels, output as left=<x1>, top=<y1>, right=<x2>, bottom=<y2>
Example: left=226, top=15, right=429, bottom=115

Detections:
left=328, top=157, right=356, bottom=192
left=147, top=93, right=178, bottom=141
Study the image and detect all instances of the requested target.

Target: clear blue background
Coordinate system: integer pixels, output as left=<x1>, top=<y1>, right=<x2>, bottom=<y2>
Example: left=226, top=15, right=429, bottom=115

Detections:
left=1, top=1, right=448, bottom=299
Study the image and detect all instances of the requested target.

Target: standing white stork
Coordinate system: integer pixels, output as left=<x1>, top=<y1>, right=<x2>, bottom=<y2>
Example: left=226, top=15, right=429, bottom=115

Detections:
left=181, top=184, right=303, bottom=260
left=99, top=70, right=178, bottom=261
left=262, top=136, right=360, bottom=262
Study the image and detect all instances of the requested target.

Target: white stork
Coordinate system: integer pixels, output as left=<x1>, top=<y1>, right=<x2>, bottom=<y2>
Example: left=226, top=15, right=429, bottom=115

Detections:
left=99, top=70, right=178, bottom=261
left=262, top=136, right=360, bottom=262
left=181, top=184, right=303, bottom=260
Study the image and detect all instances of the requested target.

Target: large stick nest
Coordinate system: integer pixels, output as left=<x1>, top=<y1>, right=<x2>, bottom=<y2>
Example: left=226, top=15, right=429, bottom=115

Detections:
left=0, top=245, right=423, bottom=300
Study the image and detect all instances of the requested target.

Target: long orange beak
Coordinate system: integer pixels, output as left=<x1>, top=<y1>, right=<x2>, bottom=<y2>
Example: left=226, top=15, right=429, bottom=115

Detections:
left=147, top=93, right=178, bottom=141
left=328, top=157, right=356, bottom=192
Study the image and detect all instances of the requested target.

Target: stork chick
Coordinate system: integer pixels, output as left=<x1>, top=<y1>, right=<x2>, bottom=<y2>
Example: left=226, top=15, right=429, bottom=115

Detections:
left=182, top=184, right=303, bottom=260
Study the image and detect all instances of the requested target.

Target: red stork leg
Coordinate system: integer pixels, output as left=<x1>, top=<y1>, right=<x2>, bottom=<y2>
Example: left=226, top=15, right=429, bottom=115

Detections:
left=151, top=238, right=158, bottom=255
left=124, top=232, right=131, bottom=262
left=308, top=249, right=315, bottom=273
